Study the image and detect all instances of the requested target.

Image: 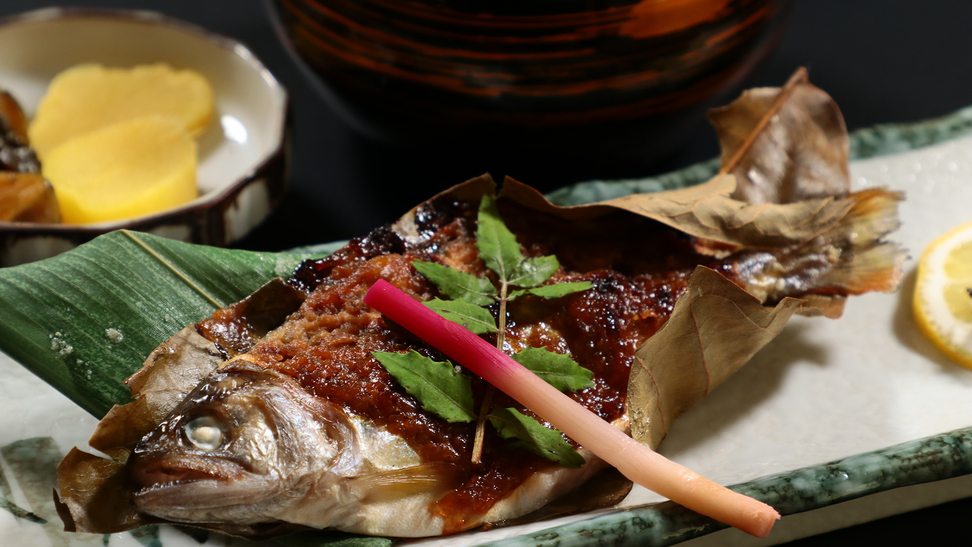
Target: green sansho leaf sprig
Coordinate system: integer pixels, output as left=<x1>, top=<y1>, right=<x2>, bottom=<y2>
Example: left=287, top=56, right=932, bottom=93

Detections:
left=488, top=408, right=586, bottom=468
left=512, top=347, right=594, bottom=392
left=373, top=195, right=594, bottom=466
left=372, top=351, right=476, bottom=423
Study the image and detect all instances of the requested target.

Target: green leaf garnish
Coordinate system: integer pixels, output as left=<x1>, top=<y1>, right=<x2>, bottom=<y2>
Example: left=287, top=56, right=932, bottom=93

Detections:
left=488, top=407, right=586, bottom=468
left=509, top=281, right=594, bottom=301
left=513, top=347, right=595, bottom=392
left=372, top=350, right=476, bottom=423
left=394, top=193, right=596, bottom=467
left=475, top=194, right=524, bottom=283
left=411, top=260, right=496, bottom=306
left=509, top=255, right=559, bottom=288
left=423, top=299, right=497, bottom=334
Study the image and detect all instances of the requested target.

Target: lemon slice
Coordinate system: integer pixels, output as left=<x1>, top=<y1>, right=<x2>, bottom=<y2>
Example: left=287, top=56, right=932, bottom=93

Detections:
left=914, top=220, right=972, bottom=368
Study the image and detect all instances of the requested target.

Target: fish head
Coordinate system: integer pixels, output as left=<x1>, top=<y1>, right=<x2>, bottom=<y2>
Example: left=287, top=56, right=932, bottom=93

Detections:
left=128, top=360, right=355, bottom=525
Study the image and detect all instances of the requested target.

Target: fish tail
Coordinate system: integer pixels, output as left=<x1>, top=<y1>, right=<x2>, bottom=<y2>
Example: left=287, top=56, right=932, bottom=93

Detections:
left=731, top=188, right=904, bottom=314
left=814, top=188, right=905, bottom=295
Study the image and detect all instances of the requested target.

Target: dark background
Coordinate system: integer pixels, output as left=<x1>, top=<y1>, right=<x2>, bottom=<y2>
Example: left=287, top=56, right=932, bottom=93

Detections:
left=3, top=1, right=971, bottom=545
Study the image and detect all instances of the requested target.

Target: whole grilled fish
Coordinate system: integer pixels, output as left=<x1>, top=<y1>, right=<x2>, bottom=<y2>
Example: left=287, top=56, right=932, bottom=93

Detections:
left=53, top=173, right=903, bottom=539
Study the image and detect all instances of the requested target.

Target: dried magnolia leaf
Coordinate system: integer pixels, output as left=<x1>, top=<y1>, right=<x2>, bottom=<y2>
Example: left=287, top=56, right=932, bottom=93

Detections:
left=591, top=174, right=855, bottom=248
left=627, top=266, right=807, bottom=449
left=54, top=325, right=225, bottom=532
left=501, top=174, right=856, bottom=250
left=710, top=68, right=851, bottom=204
left=55, top=448, right=158, bottom=533
left=197, top=277, right=308, bottom=357
left=57, top=172, right=901, bottom=535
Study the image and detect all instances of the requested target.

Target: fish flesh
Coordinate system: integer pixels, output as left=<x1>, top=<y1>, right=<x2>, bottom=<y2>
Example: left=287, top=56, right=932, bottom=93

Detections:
left=52, top=173, right=905, bottom=539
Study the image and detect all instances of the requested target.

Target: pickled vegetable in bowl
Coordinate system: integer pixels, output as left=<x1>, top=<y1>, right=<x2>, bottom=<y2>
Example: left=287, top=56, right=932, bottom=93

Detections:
left=0, top=8, right=290, bottom=266
left=29, top=63, right=215, bottom=224
left=43, top=115, right=199, bottom=224
left=29, top=63, right=214, bottom=158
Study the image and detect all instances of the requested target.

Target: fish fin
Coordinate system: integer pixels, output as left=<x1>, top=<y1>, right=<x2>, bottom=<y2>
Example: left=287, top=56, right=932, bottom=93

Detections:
left=732, top=188, right=903, bottom=313
left=348, top=463, right=463, bottom=502
left=814, top=188, right=905, bottom=294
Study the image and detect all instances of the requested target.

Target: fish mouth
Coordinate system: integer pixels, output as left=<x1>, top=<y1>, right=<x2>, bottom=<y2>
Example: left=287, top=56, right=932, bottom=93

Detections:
left=130, top=455, right=254, bottom=513
left=134, top=458, right=226, bottom=488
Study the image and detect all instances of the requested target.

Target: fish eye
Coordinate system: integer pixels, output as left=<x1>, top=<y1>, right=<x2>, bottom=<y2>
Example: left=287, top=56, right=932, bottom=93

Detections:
left=184, top=416, right=225, bottom=451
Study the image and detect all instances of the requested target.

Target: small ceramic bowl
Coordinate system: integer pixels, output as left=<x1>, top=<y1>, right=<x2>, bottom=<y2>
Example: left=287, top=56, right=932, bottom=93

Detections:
left=268, top=0, right=790, bottom=158
left=0, top=8, right=290, bottom=266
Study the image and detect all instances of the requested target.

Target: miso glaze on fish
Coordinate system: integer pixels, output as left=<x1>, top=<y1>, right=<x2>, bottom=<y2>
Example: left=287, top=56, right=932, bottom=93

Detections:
left=116, top=179, right=903, bottom=538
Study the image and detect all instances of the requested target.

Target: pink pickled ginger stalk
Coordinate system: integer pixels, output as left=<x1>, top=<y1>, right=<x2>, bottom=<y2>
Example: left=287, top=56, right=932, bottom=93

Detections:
left=364, top=279, right=779, bottom=538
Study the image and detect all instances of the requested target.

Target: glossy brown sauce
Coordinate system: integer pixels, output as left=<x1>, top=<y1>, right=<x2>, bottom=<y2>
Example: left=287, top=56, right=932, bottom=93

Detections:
left=204, top=195, right=727, bottom=532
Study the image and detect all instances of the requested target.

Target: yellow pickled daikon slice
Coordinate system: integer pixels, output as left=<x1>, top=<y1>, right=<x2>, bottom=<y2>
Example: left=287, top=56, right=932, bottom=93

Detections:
left=43, top=116, right=198, bottom=224
left=29, top=63, right=214, bottom=158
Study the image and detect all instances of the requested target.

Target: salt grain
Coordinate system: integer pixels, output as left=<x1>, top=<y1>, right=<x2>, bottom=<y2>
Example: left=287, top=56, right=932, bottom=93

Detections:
left=105, top=328, right=124, bottom=344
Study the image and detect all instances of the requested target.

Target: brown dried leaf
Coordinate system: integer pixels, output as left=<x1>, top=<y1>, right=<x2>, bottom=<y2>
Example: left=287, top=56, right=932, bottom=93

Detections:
left=710, top=68, right=851, bottom=204
left=55, top=326, right=224, bottom=532
left=82, top=278, right=306, bottom=454
left=55, top=448, right=160, bottom=533
left=501, top=174, right=856, bottom=250
left=497, top=70, right=891, bottom=451
left=197, top=277, right=308, bottom=357
left=626, top=267, right=806, bottom=449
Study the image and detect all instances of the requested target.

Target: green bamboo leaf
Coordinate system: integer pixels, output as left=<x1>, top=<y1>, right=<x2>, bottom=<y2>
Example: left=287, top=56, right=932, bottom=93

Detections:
left=509, top=255, right=559, bottom=288
left=476, top=195, right=524, bottom=283
left=488, top=407, right=585, bottom=468
left=509, top=281, right=593, bottom=301
left=411, top=260, right=496, bottom=305
left=424, top=298, right=498, bottom=334
left=0, top=230, right=317, bottom=418
left=512, top=347, right=595, bottom=392
left=372, top=350, right=476, bottom=423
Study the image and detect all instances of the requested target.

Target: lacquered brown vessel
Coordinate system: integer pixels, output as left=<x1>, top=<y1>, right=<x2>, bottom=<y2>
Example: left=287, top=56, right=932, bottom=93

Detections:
left=270, top=0, right=791, bottom=157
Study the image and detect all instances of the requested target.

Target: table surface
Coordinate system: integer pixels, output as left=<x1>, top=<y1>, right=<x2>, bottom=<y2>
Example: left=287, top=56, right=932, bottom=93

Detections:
left=3, top=1, right=971, bottom=545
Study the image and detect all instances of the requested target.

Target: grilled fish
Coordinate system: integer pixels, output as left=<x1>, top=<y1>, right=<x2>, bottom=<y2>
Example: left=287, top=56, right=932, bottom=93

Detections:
left=53, top=173, right=904, bottom=539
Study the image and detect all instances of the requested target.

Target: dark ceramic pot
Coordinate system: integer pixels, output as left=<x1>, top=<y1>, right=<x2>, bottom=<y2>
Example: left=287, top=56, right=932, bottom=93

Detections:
left=269, top=0, right=791, bottom=161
